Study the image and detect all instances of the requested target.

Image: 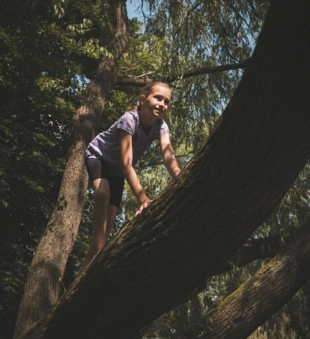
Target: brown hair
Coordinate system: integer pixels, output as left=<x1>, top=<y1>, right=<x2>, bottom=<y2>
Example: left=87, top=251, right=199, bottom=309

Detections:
left=140, top=81, right=172, bottom=99
left=127, top=82, right=172, bottom=111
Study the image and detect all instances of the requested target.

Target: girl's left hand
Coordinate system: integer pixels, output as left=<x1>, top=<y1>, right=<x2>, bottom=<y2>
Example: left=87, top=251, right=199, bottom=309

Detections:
left=135, top=199, right=152, bottom=217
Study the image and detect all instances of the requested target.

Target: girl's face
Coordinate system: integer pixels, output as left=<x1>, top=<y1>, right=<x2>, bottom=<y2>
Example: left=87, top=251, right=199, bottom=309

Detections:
left=139, top=85, right=172, bottom=120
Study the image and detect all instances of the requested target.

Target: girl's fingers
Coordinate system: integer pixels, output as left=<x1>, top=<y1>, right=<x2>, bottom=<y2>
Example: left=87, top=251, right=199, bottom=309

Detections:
left=134, top=200, right=153, bottom=217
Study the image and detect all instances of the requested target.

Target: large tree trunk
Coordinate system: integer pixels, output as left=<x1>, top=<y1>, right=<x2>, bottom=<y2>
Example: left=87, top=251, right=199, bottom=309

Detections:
left=137, top=230, right=290, bottom=339
left=13, top=1, right=129, bottom=337
left=18, top=0, right=310, bottom=338
left=201, top=217, right=310, bottom=339
left=153, top=217, right=310, bottom=339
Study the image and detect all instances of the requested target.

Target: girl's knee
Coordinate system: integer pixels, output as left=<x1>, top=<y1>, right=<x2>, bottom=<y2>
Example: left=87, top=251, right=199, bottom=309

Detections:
left=95, top=186, right=110, bottom=203
left=93, top=179, right=110, bottom=202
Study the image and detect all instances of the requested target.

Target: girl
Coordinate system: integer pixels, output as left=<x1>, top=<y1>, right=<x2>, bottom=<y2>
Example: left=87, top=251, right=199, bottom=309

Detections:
left=80, top=82, right=181, bottom=271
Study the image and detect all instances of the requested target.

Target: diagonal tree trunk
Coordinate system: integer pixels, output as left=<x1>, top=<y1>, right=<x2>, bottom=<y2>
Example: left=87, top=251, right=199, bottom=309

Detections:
left=13, top=0, right=129, bottom=337
left=153, top=217, right=310, bottom=339
left=137, top=229, right=292, bottom=339
left=17, top=0, right=310, bottom=338
left=200, top=217, right=310, bottom=339
left=174, top=225, right=300, bottom=312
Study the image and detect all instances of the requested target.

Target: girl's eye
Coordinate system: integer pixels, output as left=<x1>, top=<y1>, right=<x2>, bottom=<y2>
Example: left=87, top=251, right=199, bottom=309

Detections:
left=154, top=95, right=170, bottom=105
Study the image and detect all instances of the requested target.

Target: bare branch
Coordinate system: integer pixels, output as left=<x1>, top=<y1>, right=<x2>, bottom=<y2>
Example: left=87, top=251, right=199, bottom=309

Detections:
left=115, top=59, right=249, bottom=87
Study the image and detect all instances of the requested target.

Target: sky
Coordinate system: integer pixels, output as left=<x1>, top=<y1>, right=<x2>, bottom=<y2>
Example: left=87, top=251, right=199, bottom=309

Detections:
left=126, top=1, right=143, bottom=20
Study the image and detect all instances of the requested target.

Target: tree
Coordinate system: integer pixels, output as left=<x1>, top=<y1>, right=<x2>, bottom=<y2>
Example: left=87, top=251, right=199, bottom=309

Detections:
left=10, top=0, right=260, bottom=336
left=140, top=160, right=310, bottom=338
left=0, top=0, right=101, bottom=336
left=13, top=0, right=129, bottom=337
left=16, top=0, right=310, bottom=338
left=195, top=217, right=310, bottom=339
left=141, top=217, right=310, bottom=339
left=2, top=0, right=258, bottom=337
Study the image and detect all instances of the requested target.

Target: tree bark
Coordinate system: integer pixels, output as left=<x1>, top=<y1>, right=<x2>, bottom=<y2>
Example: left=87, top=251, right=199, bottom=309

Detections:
left=137, top=232, right=288, bottom=339
left=200, top=217, right=310, bottom=339
left=13, top=0, right=129, bottom=337
left=18, top=0, right=310, bottom=338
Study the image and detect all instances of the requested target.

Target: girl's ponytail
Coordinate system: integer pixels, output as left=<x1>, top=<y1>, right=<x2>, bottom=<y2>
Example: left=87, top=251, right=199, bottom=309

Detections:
left=126, top=105, right=138, bottom=111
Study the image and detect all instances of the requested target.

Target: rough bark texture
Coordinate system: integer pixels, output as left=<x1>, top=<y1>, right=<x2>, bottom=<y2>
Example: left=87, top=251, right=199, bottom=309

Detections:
left=201, top=217, right=310, bottom=339
left=176, top=226, right=298, bottom=311
left=18, top=0, right=310, bottom=338
left=13, top=0, right=129, bottom=337
left=137, top=232, right=287, bottom=339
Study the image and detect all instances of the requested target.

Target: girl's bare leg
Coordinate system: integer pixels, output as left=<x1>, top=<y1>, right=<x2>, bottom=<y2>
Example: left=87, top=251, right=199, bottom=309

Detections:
left=79, top=179, right=117, bottom=272
left=106, top=205, right=118, bottom=238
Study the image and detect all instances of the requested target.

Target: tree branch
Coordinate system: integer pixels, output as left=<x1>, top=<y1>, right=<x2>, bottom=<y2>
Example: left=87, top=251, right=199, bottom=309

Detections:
left=214, top=233, right=282, bottom=275
left=115, top=59, right=249, bottom=87
left=200, top=217, right=310, bottom=339
left=13, top=0, right=129, bottom=337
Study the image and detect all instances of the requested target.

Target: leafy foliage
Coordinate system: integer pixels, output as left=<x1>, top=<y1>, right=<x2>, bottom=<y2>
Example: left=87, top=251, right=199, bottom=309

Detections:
left=0, top=0, right=120, bottom=337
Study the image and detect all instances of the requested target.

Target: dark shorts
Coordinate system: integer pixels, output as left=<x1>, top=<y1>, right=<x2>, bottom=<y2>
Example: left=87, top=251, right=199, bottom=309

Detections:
left=85, top=157, right=124, bottom=208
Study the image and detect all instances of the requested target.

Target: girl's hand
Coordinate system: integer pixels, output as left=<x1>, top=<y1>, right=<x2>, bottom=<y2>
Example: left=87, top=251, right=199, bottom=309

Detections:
left=135, top=199, right=153, bottom=217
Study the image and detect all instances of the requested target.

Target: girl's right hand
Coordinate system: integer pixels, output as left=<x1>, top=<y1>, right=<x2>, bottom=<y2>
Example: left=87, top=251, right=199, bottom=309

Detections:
left=135, top=199, right=153, bottom=217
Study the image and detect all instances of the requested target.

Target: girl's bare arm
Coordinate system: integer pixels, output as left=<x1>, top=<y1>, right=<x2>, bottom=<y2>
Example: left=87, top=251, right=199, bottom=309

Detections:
left=159, top=133, right=181, bottom=178
left=119, top=130, right=152, bottom=216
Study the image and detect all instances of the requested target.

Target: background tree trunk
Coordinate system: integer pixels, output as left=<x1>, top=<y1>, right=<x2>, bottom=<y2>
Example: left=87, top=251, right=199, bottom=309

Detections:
left=201, top=217, right=310, bottom=339
left=17, top=0, right=310, bottom=338
left=13, top=1, right=129, bottom=337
